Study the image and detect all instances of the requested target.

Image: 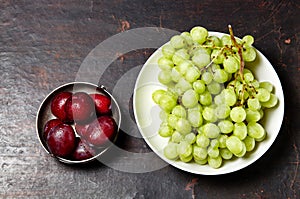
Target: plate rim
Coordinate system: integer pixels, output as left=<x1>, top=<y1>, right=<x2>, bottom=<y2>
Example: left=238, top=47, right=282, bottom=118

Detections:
left=133, top=31, right=285, bottom=175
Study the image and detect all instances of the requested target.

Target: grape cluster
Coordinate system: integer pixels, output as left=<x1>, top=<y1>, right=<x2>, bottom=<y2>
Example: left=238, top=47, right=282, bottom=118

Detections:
left=152, top=25, right=278, bottom=169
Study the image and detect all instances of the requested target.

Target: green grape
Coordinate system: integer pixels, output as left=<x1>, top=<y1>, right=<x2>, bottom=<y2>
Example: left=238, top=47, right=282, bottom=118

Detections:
left=172, top=105, right=186, bottom=118
left=235, top=84, right=249, bottom=100
left=214, top=93, right=224, bottom=105
left=172, top=49, right=190, bottom=66
left=179, top=154, right=193, bottom=162
left=232, top=45, right=240, bottom=53
left=196, top=134, right=210, bottom=148
left=202, top=106, right=217, bottom=122
left=233, top=122, right=247, bottom=140
left=220, top=148, right=233, bottom=160
left=177, top=60, right=193, bottom=75
left=223, top=56, right=239, bottom=73
left=158, top=122, right=173, bottom=137
left=243, top=136, right=255, bottom=152
left=259, top=109, right=264, bottom=119
left=247, top=122, right=266, bottom=141
left=158, top=69, right=172, bottom=85
left=205, top=35, right=222, bottom=47
left=171, top=131, right=183, bottom=143
left=234, top=142, right=246, bottom=157
left=175, top=118, right=192, bottom=135
left=203, top=123, right=220, bottom=139
left=184, top=133, right=196, bottom=144
left=211, top=49, right=225, bottom=64
left=245, top=108, right=261, bottom=122
left=259, top=81, right=273, bottom=92
left=175, top=78, right=192, bottom=95
left=208, top=156, right=222, bottom=169
left=222, top=88, right=237, bottom=106
left=187, top=109, right=203, bottom=127
left=230, top=106, right=246, bottom=123
left=255, top=131, right=266, bottom=142
left=167, top=86, right=178, bottom=98
left=247, top=97, right=261, bottom=110
left=210, top=63, right=221, bottom=72
left=170, top=35, right=186, bottom=49
left=208, top=146, right=219, bottom=158
left=193, top=145, right=208, bottom=160
left=188, top=103, right=203, bottom=113
left=193, top=80, right=206, bottom=94
left=215, top=104, right=231, bottom=119
left=159, top=110, right=168, bottom=122
left=242, top=46, right=256, bottom=62
left=171, top=67, right=182, bottom=83
left=164, top=142, right=178, bottom=160
left=199, top=91, right=212, bottom=106
left=243, top=68, right=252, bottom=74
left=192, top=53, right=211, bottom=69
left=221, top=35, right=232, bottom=46
left=218, top=134, right=228, bottom=148
left=256, top=88, right=271, bottom=102
left=177, top=141, right=193, bottom=158
left=227, top=80, right=241, bottom=91
left=194, top=158, right=208, bottom=165
left=193, top=47, right=211, bottom=56
left=197, top=126, right=204, bottom=135
left=152, top=89, right=166, bottom=104
left=155, top=27, right=278, bottom=168
left=242, top=35, right=254, bottom=45
left=210, top=139, right=220, bottom=149
left=185, top=66, right=201, bottom=83
left=226, top=135, right=243, bottom=155
left=201, top=71, right=213, bottom=84
left=182, top=89, right=199, bottom=108
left=190, top=26, right=208, bottom=44
left=213, top=69, right=229, bottom=83
left=167, top=114, right=178, bottom=129
left=207, top=81, right=222, bottom=95
left=158, top=57, right=174, bottom=71
left=159, top=94, right=177, bottom=112
left=251, top=79, right=260, bottom=88
left=218, top=120, right=234, bottom=134
left=165, top=89, right=178, bottom=100
left=260, top=93, right=278, bottom=108
left=162, top=44, right=175, bottom=59
left=245, top=73, right=254, bottom=83
left=180, top=32, right=194, bottom=46
left=227, top=72, right=233, bottom=81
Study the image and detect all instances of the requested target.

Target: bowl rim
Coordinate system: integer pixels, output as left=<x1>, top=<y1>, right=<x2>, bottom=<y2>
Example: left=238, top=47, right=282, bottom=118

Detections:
left=36, top=81, right=122, bottom=164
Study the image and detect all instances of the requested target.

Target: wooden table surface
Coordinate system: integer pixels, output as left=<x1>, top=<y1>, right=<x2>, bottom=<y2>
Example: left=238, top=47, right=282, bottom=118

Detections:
left=1, top=0, right=299, bottom=198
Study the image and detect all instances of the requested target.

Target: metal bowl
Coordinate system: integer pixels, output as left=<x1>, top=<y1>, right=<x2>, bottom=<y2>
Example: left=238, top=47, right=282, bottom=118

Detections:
left=36, top=82, right=121, bottom=164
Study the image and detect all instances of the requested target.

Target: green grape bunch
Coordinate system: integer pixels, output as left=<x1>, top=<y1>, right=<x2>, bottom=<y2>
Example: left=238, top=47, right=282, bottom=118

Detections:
left=152, top=25, right=279, bottom=169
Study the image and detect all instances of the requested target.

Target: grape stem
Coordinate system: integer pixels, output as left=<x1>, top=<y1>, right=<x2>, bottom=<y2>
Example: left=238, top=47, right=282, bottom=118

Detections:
left=200, top=46, right=227, bottom=72
left=240, top=84, right=246, bottom=106
left=196, top=45, right=222, bottom=49
left=228, top=25, right=245, bottom=82
left=194, top=25, right=249, bottom=106
left=228, top=25, right=248, bottom=105
left=201, top=57, right=214, bottom=71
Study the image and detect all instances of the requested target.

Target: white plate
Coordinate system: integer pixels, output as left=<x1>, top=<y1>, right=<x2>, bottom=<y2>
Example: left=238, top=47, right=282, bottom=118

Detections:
left=133, top=31, right=284, bottom=175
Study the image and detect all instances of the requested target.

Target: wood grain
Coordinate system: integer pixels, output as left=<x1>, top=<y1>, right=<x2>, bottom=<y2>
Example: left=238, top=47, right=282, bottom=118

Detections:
left=0, top=0, right=299, bottom=198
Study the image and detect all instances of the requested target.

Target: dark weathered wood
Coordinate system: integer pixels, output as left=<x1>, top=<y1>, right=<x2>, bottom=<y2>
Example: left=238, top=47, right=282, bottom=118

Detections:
left=0, top=0, right=299, bottom=198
